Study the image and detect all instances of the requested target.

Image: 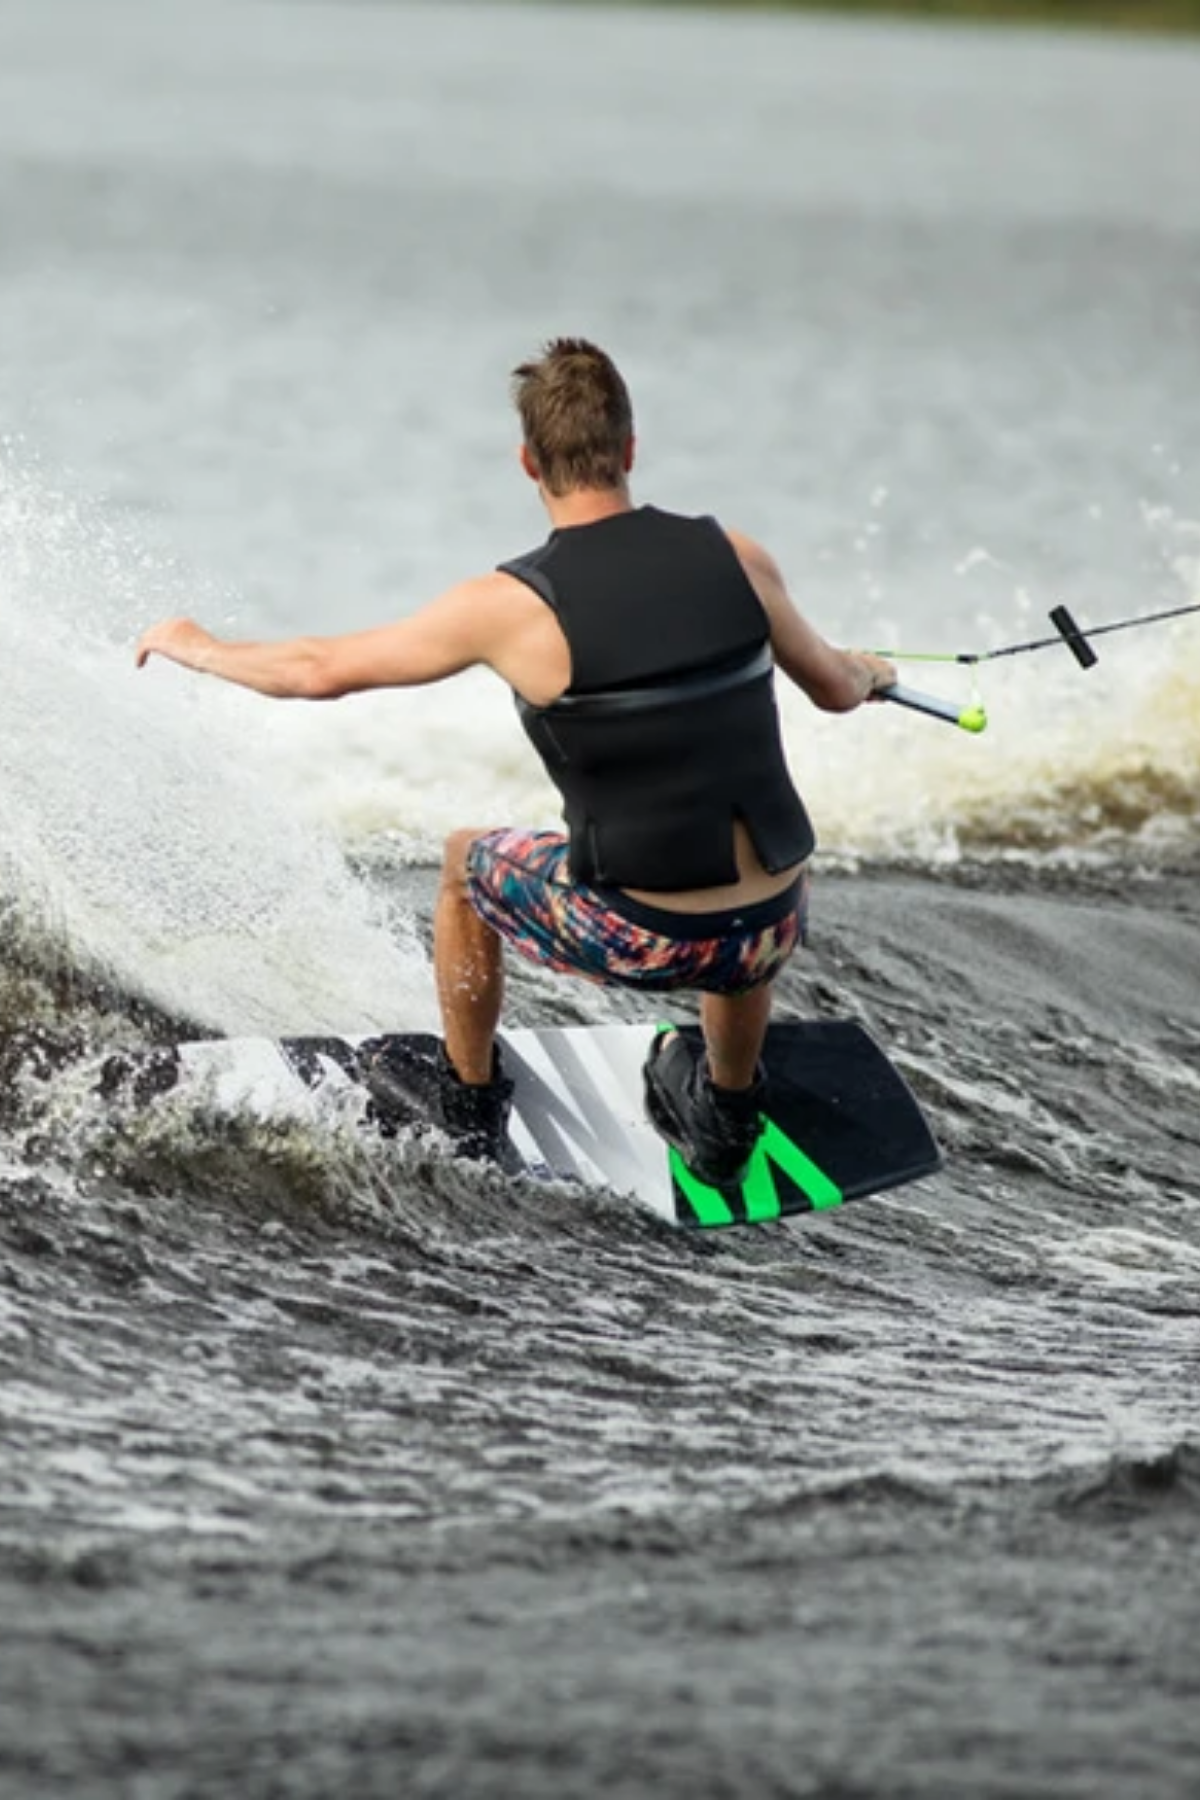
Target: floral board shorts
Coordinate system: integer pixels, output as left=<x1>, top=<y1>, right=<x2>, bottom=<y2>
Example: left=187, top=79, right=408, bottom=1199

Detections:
left=465, top=828, right=809, bottom=997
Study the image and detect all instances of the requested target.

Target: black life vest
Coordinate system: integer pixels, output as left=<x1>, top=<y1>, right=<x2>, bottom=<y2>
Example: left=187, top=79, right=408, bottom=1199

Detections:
left=500, top=506, right=815, bottom=891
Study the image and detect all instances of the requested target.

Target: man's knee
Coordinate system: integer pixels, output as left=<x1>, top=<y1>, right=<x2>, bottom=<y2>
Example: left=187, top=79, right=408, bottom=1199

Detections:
left=441, top=827, right=487, bottom=893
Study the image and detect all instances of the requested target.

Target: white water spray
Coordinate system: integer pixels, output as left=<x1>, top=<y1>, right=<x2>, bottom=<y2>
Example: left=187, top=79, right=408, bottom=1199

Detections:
left=0, top=454, right=436, bottom=1035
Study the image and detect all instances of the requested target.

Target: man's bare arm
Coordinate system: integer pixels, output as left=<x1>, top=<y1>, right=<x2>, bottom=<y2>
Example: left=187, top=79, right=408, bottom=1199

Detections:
left=136, top=574, right=515, bottom=700
left=726, top=529, right=895, bottom=711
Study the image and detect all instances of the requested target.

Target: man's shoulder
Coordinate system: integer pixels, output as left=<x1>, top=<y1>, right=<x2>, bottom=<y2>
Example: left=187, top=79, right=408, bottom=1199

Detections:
left=415, top=570, right=547, bottom=650
left=493, top=548, right=557, bottom=611
left=445, top=570, right=555, bottom=646
left=439, top=568, right=542, bottom=606
left=722, top=526, right=783, bottom=584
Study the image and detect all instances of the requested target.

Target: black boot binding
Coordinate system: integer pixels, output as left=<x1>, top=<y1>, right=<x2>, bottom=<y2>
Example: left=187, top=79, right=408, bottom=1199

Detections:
left=436, top=1050, right=515, bottom=1163
left=643, top=1031, right=765, bottom=1187
left=361, top=1039, right=514, bottom=1164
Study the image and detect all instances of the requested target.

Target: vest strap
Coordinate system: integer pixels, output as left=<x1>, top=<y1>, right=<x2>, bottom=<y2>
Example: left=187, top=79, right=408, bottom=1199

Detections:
left=537, top=643, right=772, bottom=718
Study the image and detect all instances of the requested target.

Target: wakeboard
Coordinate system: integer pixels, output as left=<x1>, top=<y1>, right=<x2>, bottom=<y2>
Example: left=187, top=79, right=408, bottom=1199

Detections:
left=96, top=1020, right=940, bottom=1230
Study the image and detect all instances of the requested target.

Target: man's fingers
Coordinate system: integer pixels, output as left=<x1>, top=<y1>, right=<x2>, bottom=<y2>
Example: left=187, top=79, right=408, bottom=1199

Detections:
left=135, top=620, right=188, bottom=668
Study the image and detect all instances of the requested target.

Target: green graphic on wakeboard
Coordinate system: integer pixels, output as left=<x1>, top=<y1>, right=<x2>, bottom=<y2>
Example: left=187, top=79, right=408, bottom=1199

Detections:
left=669, top=1115, right=845, bottom=1227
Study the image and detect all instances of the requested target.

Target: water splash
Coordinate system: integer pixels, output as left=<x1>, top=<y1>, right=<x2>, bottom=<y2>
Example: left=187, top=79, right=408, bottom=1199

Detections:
left=0, top=453, right=436, bottom=1036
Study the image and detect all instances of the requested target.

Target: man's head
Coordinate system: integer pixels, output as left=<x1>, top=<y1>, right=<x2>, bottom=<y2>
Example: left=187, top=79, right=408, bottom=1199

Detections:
left=511, top=338, right=634, bottom=498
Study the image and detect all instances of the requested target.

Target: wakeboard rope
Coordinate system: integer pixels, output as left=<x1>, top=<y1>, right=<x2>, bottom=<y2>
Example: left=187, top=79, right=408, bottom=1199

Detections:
left=876, top=599, right=1200, bottom=735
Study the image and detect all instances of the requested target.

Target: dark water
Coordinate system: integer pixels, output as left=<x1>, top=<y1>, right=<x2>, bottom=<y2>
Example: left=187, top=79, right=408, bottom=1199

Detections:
left=4, top=863, right=1200, bottom=1799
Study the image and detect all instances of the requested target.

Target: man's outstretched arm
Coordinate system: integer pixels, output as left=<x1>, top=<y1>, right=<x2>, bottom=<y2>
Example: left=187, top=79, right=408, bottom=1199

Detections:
left=136, top=575, right=506, bottom=700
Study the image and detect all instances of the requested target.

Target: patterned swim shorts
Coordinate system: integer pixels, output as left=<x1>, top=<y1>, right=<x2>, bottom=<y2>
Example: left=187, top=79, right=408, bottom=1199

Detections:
left=465, top=828, right=809, bottom=997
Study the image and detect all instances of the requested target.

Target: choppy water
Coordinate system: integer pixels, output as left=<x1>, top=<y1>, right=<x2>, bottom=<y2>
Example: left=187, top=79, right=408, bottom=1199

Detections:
left=3, top=4, right=1200, bottom=1797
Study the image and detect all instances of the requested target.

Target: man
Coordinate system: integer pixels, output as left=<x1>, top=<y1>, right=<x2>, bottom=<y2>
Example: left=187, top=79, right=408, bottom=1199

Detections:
left=137, top=339, right=895, bottom=1185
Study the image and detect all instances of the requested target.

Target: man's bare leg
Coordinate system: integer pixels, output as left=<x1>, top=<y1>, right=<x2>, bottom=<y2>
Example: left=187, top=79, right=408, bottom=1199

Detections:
left=700, top=983, right=773, bottom=1090
left=435, top=828, right=504, bottom=1084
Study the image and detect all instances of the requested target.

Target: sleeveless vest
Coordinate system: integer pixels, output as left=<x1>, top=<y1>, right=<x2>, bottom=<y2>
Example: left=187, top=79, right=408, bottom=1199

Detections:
left=500, top=506, right=815, bottom=891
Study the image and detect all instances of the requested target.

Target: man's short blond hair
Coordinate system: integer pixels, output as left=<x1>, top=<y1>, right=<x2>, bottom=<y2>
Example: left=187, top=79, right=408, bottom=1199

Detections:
left=511, top=338, right=634, bottom=497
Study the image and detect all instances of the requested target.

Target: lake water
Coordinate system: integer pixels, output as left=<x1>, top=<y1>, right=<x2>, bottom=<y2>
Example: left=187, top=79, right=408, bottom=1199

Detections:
left=2, top=4, right=1199, bottom=1797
